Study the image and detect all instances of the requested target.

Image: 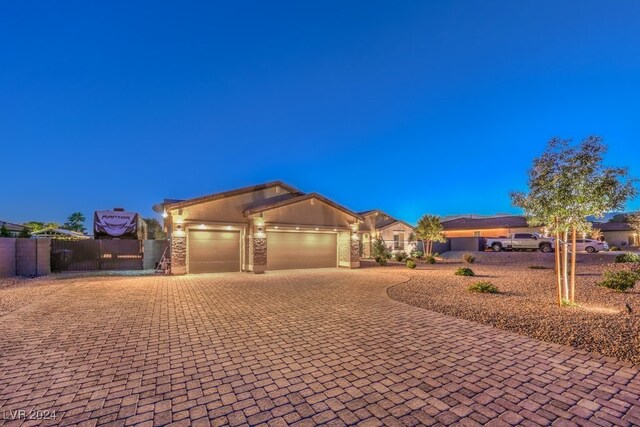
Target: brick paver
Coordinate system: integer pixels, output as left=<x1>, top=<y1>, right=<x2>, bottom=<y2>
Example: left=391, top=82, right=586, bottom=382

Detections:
left=0, top=270, right=639, bottom=426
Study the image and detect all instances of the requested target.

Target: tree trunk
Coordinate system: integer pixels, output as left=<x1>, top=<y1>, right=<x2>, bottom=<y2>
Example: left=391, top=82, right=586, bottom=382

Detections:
left=555, top=230, right=562, bottom=306
left=570, top=226, right=577, bottom=303
left=562, top=230, right=569, bottom=302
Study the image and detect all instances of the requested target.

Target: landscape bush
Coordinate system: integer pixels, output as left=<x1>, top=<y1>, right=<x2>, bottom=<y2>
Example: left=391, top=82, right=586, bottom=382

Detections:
left=406, top=259, right=416, bottom=269
left=375, top=256, right=388, bottom=266
left=454, top=267, right=475, bottom=276
left=424, top=255, right=436, bottom=264
left=394, top=251, right=407, bottom=262
left=411, top=250, right=423, bottom=259
left=609, top=246, right=620, bottom=251
left=468, top=281, right=498, bottom=293
left=463, top=253, right=476, bottom=264
left=433, top=252, right=440, bottom=258
left=528, top=265, right=549, bottom=270
left=615, top=252, right=640, bottom=263
left=596, top=270, right=639, bottom=292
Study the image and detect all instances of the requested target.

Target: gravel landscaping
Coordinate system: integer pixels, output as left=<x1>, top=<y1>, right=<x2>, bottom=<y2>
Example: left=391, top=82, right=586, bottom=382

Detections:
left=381, top=252, right=640, bottom=365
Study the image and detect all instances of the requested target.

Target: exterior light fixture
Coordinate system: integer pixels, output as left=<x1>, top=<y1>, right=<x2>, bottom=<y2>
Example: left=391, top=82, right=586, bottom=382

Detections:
left=333, top=229, right=337, bottom=232
left=315, top=228, right=319, bottom=231
left=274, top=226, right=279, bottom=229
left=226, top=225, right=232, bottom=230
left=162, top=211, right=168, bottom=218
left=199, top=224, right=205, bottom=229
left=296, top=227, right=300, bottom=230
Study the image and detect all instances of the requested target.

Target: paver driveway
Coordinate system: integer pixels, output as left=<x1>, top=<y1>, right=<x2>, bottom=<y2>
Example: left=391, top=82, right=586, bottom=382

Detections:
left=1, top=270, right=639, bottom=427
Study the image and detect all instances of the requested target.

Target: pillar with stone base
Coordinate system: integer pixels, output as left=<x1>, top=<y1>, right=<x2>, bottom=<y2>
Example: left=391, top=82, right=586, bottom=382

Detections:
left=170, top=235, right=187, bottom=275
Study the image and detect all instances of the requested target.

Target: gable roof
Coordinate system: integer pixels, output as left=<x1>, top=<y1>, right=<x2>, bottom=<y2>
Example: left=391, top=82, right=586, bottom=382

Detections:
left=377, top=219, right=415, bottom=231
left=592, top=222, right=634, bottom=232
left=441, top=215, right=532, bottom=231
left=165, top=181, right=302, bottom=210
left=244, top=192, right=363, bottom=220
left=0, top=221, right=27, bottom=232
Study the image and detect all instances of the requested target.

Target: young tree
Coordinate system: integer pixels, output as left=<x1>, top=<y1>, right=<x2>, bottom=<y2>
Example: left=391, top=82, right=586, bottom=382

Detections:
left=414, top=215, right=447, bottom=256
left=590, top=228, right=603, bottom=241
left=144, top=218, right=167, bottom=240
left=512, top=137, right=637, bottom=305
left=62, top=212, right=87, bottom=234
left=23, top=221, right=45, bottom=232
left=0, top=224, right=11, bottom=237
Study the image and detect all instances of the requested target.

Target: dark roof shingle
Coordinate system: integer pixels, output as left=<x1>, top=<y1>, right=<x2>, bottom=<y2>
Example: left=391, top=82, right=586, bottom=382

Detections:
left=441, top=216, right=531, bottom=231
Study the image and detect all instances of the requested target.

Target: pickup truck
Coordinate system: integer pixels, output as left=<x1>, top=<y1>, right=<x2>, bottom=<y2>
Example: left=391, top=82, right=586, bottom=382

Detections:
left=485, top=233, right=555, bottom=253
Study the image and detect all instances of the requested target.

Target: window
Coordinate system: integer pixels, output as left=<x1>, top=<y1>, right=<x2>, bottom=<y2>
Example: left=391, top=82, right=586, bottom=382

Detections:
left=514, top=233, right=532, bottom=239
left=393, top=232, right=404, bottom=250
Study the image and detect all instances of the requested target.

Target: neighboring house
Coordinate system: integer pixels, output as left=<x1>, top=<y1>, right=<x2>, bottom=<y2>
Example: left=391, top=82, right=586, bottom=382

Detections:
left=441, top=215, right=545, bottom=238
left=0, top=221, right=28, bottom=237
left=31, top=228, right=90, bottom=240
left=163, top=181, right=361, bottom=274
left=592, top=222, right=638, bottom=248
left=359, top=210, right=416, bottom=257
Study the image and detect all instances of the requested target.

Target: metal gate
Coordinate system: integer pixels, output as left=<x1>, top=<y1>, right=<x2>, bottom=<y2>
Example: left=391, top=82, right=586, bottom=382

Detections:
left=51, top=239, right=143, bottom=271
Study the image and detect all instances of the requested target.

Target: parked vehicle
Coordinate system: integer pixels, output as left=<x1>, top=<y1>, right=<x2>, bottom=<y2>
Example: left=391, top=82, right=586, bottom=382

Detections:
left=567, top=239, right=609, bottom=253
left=485, top=233, right=555, bottom=253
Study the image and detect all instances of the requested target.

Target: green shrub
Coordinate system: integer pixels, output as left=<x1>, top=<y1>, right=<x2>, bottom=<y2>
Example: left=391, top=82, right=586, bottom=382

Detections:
left=433, top=252, right=440, bottom=257
left=609, top=246, right=620, bottom=251
left=463, top=253, right=476, bottom=264
left=468, top=281, right=498, bottom=293
left=528, top=265, right=549, bottom=270
left=424, top=255, right=436, bottom=264
left=411, top=250, right=423, bottom=259
left=375, top=256, right=388, bottom=266
left=394, top=251, right=407, bottom=262
left=596, top=270, right=639, bottom=292
left=454, top=267, right=475, bottom=276
left=406, top=259, right=416, bottom=269
left=615, top=252, right=640, bottom=263
left=372, top=238, right=391, bottom=261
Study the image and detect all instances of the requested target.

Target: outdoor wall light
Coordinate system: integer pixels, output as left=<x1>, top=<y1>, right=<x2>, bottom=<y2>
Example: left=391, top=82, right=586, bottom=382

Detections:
left=176, top=224, right=183, bottom=231
left=333, top=229, right=337, bottom=232
left=315, top=228, right=319, bottom=231
left=274, top=226, right=279, bottom=229
left=296, top=227, right=300, bottom=230
left=162, top=211, right=168, bottom=218
left=199, top=224, right=205, bottom=229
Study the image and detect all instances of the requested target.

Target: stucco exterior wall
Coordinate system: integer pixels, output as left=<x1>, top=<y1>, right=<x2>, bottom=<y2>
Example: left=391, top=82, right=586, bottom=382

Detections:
left=603, top=230, right=637, bottom=248
left=169, top=185, right=293, bottom=224
left=261, top=199, right=355, bottom=228
left=379, top=223, right=416, bottom=254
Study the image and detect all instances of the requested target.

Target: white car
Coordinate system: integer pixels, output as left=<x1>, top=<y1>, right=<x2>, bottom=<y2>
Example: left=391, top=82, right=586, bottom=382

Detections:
left=568, top=239, right=609, bottom=253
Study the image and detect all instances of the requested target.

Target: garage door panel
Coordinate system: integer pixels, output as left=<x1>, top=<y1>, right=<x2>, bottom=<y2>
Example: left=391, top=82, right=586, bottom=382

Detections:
left=267, top=231, right=336, bottom=270
left=188, top=230, right=240, bottom=273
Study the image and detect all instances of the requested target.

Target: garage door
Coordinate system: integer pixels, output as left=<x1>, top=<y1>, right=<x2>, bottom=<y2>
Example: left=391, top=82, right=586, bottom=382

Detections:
left=188, top=230, right=240, bottom=273
left=267, top=231, right=337, bottom=270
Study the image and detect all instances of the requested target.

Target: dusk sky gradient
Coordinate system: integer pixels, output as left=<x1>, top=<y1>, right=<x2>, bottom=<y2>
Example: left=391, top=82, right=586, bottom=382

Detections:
left=2, top=1, right=640, bottom=226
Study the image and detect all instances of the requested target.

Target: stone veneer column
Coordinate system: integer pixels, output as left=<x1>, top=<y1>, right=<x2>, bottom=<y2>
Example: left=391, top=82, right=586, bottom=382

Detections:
left=251, top=236, right=267, bottom=273
left=170, top=235, right=187, bottom=275
left=249, top=218, right=267, bottom=274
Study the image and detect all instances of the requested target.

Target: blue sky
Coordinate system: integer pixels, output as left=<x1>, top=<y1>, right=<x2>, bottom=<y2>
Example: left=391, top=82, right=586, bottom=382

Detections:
left=2, top=1, right=639, bottom=226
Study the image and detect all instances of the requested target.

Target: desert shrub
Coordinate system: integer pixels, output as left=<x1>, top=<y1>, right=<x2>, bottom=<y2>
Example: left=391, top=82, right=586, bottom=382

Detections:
left=375, top=256, right=388, bottom=266
left=411, top=250, right=423, bottom=259
left=463, top=253, right=476, bottom=264
left=609, top=246, right=620, bottom=251
left=394, top=251, right=407, bottom=262
left=372, top=238, right=391, bottom=261
left=596, top=270, right=639, bottom=292
left=406, top=259, right=416, bottom=269
left=454, top=267, right=475, bottom=276
left=468, top=281, right=498, bottom=293
left=433, top=252, right=440, bottom=257
left=615, top=252, right=640, bottom=263
left=528, top=265, right=549, bottom=270
left=424, top=255, right=436, bottom=264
